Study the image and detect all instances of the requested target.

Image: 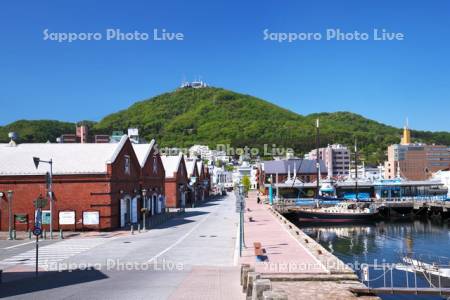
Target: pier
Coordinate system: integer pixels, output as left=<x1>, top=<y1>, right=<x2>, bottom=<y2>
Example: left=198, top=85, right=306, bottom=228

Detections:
left=239, top=191, right=378, bottom=299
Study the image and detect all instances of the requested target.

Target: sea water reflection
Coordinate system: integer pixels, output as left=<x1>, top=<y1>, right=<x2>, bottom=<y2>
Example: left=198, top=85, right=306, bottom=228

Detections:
left=300, top=220, right=450, bottom=300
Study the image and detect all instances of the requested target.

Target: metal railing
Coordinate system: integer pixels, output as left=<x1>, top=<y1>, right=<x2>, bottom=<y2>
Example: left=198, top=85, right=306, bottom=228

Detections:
left=354, top=253, right=450, bottom=297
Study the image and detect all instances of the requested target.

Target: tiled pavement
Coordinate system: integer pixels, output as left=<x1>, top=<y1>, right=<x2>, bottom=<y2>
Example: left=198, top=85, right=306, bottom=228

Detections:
left=240, top=191, right=328, bottom=274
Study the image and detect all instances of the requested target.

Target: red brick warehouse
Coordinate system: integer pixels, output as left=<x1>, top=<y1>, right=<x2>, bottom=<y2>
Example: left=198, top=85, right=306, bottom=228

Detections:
left=161, top=153, right=188, bottom=208
left=0, top=136, right=165, bottom=231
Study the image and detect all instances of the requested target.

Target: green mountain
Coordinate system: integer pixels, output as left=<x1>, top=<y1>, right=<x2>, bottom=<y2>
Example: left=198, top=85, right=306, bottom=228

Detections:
left=0, top=120, right=75, bottom=143
left=2, top=87, right=450, bottom=165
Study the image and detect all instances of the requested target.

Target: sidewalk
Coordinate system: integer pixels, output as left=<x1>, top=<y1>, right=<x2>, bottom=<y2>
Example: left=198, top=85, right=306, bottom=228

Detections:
left=169, top=267, right=244, bottom=300
left=239, top=191, right=328, bottom=274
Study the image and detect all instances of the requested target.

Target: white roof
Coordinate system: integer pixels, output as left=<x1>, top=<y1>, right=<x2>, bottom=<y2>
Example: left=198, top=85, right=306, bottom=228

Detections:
left=161, top=153, right=183, bottom=178
left=0, top=136, right=128, bottom=176
left=132, top=140, right=156, bottom=168
left=196, top=161, right=203, bottom=176
left=185, top=159, right=197, bottom=177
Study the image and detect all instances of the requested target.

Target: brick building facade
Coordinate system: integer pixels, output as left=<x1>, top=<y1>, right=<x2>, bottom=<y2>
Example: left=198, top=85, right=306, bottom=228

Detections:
left=0, top=136, right=166, bottom=231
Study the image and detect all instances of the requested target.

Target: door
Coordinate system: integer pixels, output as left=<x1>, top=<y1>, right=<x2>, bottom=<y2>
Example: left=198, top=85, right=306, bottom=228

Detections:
left=120, top=198, right=127, bottom=227
left=131, top=197, right=138, bottom=223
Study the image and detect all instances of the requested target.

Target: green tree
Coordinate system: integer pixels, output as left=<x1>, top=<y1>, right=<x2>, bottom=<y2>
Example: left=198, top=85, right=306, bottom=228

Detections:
left=242, top=175, right=251, bottom=194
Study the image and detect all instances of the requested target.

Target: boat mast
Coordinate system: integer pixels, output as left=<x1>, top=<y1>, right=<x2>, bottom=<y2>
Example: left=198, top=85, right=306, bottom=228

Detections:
left=354, top=138, right=359, bottom=201
left=316, top=119, right=320, bottom=206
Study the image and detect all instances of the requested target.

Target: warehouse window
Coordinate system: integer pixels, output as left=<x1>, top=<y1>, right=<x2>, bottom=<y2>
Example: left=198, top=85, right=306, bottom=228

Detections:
left=124, top=155, right=131, bottom=175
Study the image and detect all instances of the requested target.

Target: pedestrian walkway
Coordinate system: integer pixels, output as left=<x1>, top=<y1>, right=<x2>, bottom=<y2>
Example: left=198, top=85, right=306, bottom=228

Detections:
left=0, top=238, right=107, bottom=271
left=239, top=191, right=328, bottom=274
left=169, top=266, right=244, bottom=300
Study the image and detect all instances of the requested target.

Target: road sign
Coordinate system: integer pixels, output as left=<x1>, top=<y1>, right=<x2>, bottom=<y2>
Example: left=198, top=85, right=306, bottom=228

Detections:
left=35, top=208, right=42, bottom=225
left=34, top=197, right=48, bottom=209
left=33, top=226, right=42, bottom=236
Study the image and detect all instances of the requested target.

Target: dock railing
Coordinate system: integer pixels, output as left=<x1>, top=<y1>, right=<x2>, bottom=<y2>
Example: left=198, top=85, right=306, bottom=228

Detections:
left=352, top=253, right=450, bottom=297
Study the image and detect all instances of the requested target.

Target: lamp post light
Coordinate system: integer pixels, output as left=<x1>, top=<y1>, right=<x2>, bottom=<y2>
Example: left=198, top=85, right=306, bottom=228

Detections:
left=32, top=157, right=54, bottom=239
left=6, top=190, right=13, bottom=240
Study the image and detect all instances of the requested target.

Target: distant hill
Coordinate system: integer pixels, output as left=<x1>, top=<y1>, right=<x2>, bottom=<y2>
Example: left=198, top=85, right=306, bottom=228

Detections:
left=0, top=120, right=75, bottom=143
left=2, top=87, right=450, bottom=165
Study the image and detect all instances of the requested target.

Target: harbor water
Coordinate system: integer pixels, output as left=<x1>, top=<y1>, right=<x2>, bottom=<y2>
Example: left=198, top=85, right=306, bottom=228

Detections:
left=298, top=220, right=450, bottom=300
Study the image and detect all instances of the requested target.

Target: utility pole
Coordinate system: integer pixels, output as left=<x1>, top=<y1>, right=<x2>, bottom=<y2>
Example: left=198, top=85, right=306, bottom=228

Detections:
left=7, top=190, right=13, bottom=240
left=354, top=139, right=359, bottom=201
left=316, top=119, right=320, bottom=207
left=33, top=157, right=54, bottom=239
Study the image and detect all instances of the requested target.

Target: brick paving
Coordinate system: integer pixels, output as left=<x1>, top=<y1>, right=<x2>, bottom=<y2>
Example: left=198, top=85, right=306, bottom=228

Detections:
left=272, top=281, right=379, bottom=300
left=240, top=191, right=328, bottom=274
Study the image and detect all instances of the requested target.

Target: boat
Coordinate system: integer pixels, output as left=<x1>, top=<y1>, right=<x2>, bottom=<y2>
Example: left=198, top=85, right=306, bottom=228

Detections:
left=288, top=201, right=379, bottom=223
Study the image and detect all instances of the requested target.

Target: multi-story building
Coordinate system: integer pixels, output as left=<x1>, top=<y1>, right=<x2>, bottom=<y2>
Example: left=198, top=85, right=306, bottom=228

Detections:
left=305, top=144, right=351, bottom=178
left=384, top=123, right=450, bottom=180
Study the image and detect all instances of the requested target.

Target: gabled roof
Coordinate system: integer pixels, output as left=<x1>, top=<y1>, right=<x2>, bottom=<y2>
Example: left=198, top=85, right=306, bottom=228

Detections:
left=196, top=161, right=204, bottom=176
left=263, top=159, right=326, bottom=175
left=161, top=153, right=183, bottom=178
left=0, top=135, right=129, bottom=176
left=132, top=139, right=156, bottom=168
left=185, top=159, right=197, bottom=178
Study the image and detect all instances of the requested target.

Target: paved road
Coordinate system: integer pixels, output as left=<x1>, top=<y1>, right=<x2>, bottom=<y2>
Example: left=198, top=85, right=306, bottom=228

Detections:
left=0, top=194, right=244, bottom=300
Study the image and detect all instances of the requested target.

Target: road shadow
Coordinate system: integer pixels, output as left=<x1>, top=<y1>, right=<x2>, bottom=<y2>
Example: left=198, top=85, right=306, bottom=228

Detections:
left=152, top=210, right=210, bottom=230
left=0, top=269, right=108, bottom=298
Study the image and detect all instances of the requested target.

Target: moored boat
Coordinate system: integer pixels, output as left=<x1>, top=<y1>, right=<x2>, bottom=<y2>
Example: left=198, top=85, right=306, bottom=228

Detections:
left=288, top=202, right=378, bottom=223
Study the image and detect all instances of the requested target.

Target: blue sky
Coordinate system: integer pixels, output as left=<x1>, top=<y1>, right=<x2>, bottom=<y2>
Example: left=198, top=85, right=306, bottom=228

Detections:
left=0, top=0, right=449, bottom=131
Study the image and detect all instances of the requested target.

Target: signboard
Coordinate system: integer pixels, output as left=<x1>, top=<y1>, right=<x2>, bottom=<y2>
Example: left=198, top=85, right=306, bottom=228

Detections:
left=59, top=211, right=75, bottom=225
left=83, top=211, right=99, bottom=225
left=15, top=214, right=28, bottom=224
left=41, top=210, right=51, bottom=225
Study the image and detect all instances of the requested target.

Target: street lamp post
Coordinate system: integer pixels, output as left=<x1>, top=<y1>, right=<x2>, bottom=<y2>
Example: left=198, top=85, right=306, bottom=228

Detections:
left=7, top=190, right=13, bottom=240
left=33, top=157, right=54, bottom=239
left=142, top=189, right=147, bottom=231
left=238, top=183, right=245, bottom=256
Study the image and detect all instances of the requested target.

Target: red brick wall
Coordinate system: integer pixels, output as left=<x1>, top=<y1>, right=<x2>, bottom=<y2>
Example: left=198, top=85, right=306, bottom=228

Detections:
left=0, top=176, right=112, bottom=231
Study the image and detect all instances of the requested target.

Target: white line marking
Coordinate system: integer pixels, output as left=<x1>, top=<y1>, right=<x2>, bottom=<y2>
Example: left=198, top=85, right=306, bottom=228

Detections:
left=2, top=241, right=35, bottom=249
left=146, top=205, right=220, bottom=264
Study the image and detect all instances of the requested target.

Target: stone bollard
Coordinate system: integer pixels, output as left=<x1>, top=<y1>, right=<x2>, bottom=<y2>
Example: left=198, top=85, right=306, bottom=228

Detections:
left=28, top=230, right=32, bottom=240
left=12, top=230, right=16, bottom=240
left=240, top=264, right=250, bottom=286
left=131, top=225, right=134, bottom=235
left=252, top=279, right=271, bottom=300
left=43, top=230, right=47, bottom=240
left=262, top=290, right=288, bottom=300
left=246, top=272, right=261, bottom=299
left=138, top=223, right=141, bottom=233
left=241, top=265, right=254, bottom=292
left=59, top=229, right=64, bottom=239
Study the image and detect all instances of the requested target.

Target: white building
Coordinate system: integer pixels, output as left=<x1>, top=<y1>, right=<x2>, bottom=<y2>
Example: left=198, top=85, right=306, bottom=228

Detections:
left=350, top=164, right=384, bottom=182
left=232, top=162, right=258, bottom=189
left=189, top=145, right=230, bottom=165
left=432, top=170, right=450, bottom=198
